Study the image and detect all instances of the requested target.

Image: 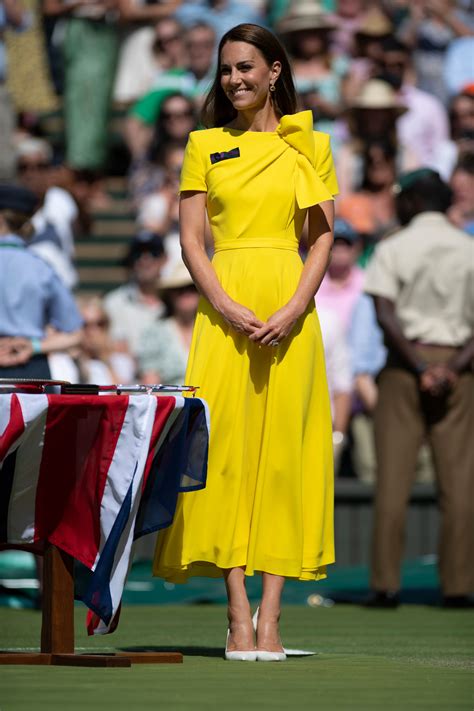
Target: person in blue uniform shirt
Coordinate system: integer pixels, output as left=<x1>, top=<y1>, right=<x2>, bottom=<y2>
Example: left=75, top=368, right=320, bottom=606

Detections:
left=0, top=185, right=83, bottom=380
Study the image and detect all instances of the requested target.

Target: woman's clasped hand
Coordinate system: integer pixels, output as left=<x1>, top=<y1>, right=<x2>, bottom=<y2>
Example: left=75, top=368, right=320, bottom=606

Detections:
left=220, top=298, right=300, bottom=346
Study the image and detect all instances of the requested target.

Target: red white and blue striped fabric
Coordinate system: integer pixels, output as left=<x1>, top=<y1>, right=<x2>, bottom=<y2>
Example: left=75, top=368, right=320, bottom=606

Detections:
left=0, top=393, right=209, bottom=634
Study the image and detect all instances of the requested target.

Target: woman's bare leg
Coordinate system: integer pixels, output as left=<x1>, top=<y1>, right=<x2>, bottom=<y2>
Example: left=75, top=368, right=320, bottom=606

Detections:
left=257, top=573, right=285, bottom=652
left=223, top=566, right=255, bottom=651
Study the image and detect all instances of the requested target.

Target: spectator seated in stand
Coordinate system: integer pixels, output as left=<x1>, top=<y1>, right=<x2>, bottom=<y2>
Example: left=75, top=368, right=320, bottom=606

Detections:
left=16, top=137, right=80, bottom=288
left=277, top=3, right=346, bottom=145
left=124, top=22, right=216, bottom=160
left=448, top=152, right=474, bottom=235
left=137, top=260, right=199, bottom=386
left=397, top=0, right=474, bottom=104
left=76, top=296, right=136, bottom=385
left=316, top=218, right=364, bottom=334
left=379, top=37, right=450, bottom=173
left=337, top=138, right=398, bottom=265
left=128, top=93, right=196, bottom=207
left=341, top=6, right=392, bottom=107
left=175, top=0, right=263, bottom=39
left=137, top=141, right=184, bottom=273
left=336, top=79, right=409, bottom=197
left=331, top=0, right=371, bottom=58
left=113, top=7, right=185, bottom=105
left=103, top=232, right=167, bottom=358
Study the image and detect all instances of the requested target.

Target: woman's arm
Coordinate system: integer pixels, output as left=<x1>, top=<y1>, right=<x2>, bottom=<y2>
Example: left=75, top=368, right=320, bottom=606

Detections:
left=180, top=191, right=264, bottom=336
left=250, top=200, right=334, bottom=345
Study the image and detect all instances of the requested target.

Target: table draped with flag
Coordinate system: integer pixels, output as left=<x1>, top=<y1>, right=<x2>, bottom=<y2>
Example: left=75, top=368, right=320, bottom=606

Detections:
left=0, top=393, right=209, bottom=634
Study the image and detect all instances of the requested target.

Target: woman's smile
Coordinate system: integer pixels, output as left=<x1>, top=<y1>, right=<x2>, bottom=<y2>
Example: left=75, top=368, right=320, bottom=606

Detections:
left=220, top=41, right=278, bottom=110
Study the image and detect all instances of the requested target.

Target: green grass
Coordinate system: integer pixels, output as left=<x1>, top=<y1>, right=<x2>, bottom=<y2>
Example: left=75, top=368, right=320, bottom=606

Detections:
left=1, top=605, right=473, bottom=710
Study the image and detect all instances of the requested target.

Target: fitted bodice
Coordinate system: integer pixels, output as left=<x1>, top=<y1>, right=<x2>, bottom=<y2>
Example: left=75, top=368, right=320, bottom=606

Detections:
left=179, top=110, right=339, bottom=250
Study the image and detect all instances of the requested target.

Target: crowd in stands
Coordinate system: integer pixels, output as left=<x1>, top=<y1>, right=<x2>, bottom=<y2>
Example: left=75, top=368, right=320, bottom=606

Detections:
left=1, top=0, right=473, bottom=483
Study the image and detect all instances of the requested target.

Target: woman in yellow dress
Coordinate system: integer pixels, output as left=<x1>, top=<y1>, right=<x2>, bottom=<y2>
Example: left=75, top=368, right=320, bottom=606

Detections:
left=153, top=23, right=338, bottom=661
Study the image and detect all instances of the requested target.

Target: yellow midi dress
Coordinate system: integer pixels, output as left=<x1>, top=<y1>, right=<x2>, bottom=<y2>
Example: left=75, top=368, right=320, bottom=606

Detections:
left=153, top=110, right=338, bottom=582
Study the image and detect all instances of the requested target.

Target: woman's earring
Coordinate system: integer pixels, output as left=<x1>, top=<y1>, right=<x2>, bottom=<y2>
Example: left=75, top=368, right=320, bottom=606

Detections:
left=269, top=83, right=276, bottom=93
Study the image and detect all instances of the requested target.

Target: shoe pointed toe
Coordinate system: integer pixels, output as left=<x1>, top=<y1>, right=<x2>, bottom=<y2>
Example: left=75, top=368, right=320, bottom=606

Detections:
left=256, top=650, right=287, bottom=662
left=225, top=649, right=258, bottom=662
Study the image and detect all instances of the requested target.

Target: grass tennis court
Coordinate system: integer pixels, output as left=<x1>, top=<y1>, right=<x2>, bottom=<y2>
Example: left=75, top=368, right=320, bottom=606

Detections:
left=1, top=605, right=472, bottom=710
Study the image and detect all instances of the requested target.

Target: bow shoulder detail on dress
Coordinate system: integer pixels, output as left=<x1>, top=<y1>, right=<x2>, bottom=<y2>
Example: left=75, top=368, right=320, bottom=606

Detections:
left=277, top=110, right=334, bottom=210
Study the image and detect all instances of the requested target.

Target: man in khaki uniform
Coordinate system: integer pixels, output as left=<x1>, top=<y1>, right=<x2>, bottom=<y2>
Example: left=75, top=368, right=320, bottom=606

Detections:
left=364, top=169, right=474, bottom=607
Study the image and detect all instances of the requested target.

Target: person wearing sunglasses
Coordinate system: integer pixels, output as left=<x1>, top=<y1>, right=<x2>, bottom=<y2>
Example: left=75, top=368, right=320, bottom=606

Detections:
left=125, top=22, right=216, bottom=160
left=74, top=296, right=135, bottom=385
left=114, top=14, right=186, bottom=105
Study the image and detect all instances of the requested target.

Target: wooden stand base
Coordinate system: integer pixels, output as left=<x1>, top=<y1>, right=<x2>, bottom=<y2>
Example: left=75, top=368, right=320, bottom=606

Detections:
left=0, top=544, right=183, bottom=666
left=0, top=652, right=183, bottom=667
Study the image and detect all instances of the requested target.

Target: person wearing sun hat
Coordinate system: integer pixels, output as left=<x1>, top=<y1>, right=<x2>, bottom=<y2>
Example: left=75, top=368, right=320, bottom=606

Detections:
left=137, top=260, right=198, bottom=386
left=343, top=7, right=393, bottom=105
left=364, top=168, right=474, bottom=608
left=337, top=78, right=411, bottom=196
left=277, top=1, right=346, bottom=141
left=0, top=185, right=82, bottom=379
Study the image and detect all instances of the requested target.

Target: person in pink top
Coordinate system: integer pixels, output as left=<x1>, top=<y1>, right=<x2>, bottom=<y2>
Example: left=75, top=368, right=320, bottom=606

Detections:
left=316, top=218, right=364, bottom=333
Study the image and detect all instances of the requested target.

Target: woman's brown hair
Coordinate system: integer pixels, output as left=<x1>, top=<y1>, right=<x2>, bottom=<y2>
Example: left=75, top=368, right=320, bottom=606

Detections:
left=201, top=23, right=298, bottom=128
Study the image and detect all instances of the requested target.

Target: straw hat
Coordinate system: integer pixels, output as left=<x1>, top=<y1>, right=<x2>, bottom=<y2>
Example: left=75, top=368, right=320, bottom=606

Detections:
left=349, top=79, right=407, bottom=115
left=355, top=7, right=393, bottom=39
left=277, top=0, right=337, bottom=35
left=158, top=260, right=194, bottom=290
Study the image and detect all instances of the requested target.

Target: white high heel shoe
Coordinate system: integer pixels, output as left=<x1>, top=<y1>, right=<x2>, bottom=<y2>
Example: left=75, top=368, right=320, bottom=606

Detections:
left=224, top=629, right=257, bottom=662
left=252, top=608, right=315, bottom=658
left=252, top=608, right=286, bottom=662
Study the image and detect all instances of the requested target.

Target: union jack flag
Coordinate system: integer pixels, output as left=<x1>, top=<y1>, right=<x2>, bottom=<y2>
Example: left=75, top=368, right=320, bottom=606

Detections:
left=0, top=393, right=209, bottom=634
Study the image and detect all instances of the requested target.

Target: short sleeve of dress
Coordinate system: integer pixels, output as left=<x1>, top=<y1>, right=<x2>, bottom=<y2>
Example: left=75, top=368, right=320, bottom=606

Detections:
left=314, top=132, right=339, bottom=197
left=180, top=132, right=207, bottom=193
left=364, top=242, right=399, bottom=301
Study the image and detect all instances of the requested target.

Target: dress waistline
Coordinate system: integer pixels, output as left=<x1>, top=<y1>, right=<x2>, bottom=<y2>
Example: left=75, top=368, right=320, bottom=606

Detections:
left=214, top=237, right=299, bottom=253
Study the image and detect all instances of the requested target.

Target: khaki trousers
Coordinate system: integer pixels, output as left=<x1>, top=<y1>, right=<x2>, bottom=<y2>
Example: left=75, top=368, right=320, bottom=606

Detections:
left=371, top=346, right=474, bottom=596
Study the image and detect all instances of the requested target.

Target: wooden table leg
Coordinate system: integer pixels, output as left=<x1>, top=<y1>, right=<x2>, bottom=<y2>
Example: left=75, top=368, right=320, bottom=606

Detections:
left=41, top=543, right=74, bottom=654
left=0, top=543, right=182, bottom=666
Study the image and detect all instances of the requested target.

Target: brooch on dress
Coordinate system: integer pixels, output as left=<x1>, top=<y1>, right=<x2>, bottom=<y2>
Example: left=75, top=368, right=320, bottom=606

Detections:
left=210, top=147, right=240, bottom=164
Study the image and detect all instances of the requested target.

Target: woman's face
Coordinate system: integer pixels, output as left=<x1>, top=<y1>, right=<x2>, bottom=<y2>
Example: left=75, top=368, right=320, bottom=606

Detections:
left=160, top=97, right=195, bottom=139
left=220, top=41, right=280, bottom=113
